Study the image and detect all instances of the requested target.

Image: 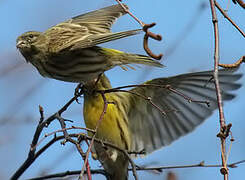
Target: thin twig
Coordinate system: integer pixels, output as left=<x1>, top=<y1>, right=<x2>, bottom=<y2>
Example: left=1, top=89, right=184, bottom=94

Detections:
left=27, top=160, right=245, bottom=180
left=215, top=1, right=245, bottom=38
left=27, top=169, right=107, bottom=180
left=115, top=0, right=163, bottom=60
left=80, top=93, right=109, bottom=179
left=80, top=91, right=139, bottom=180
left=209, top=0, right=229, bottom=179
left=99, top=83, right=210, bottom=106
left=34, top=126, right=95, bottom=149
left=107, top=89, right=168, bottom=116
left=165, top=85, right=210, bottom=107
left=115, top=0, right=144, bottom=26
left=143, top=23, right=163, bottom=60
left=10, top=92, right=82, bottom=180
left=55, top=114, right=91, bottom=180
left=232, top=0, right=245, bottom=8
left=219, top=55, right=245, bottom=68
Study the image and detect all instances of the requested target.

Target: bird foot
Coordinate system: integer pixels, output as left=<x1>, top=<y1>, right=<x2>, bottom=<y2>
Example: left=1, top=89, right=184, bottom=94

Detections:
left=74, top=83, right=84, bottom=103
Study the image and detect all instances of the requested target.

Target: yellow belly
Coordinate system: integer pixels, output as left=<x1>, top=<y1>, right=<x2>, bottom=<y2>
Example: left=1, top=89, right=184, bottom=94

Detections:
left=83, top=93, right=130, bottom=150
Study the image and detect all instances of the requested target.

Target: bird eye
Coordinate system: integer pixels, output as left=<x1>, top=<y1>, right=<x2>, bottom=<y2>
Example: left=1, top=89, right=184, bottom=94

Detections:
left=29, top=34, right=34, bottom=38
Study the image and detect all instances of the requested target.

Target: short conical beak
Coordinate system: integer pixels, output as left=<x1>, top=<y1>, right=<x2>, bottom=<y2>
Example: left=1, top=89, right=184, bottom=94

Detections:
left=16, top=40, right=25, bottom=49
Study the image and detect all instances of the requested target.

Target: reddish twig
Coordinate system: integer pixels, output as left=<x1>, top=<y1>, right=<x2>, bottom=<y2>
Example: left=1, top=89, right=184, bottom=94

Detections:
left=115, top=0, right=144, bottom=26
left=167, top=172, right=177, bottom=180
left=232, top=0, right=245, bottom=8
left=209, top=0, right=229, bottom=179
left=165, top=85, right=210, bottom=107
left=115, top=1, right=163, bottom=60
left=215, top=1, right=245, bottom=39
left=143, top=23, right=163, bottom=60
left=99, top=83, right=210, bottom=107
left=80, top=92, right=139, bottom=180
left=219, top=55, right=245, bottom=68
left=55, top=114, right=91, bottom=180
left=55, top=113, right=98, bottom=180
left=79, top=93, right=109, bottom=179
left=108, top=89, right=168, bottom=116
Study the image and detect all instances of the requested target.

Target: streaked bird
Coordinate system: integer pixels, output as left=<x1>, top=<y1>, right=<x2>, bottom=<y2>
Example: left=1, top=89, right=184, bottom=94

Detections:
left=16, top=4, right=163, bottom=84
left=83, top=69, right=242, bottom=180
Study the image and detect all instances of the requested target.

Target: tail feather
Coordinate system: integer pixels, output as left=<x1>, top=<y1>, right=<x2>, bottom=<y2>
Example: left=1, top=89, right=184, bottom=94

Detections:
left=120, top=53, right=164, bottom=68
left=101, top=48, right=164, bottom=68
left=94, top=143, right=128, bottom=180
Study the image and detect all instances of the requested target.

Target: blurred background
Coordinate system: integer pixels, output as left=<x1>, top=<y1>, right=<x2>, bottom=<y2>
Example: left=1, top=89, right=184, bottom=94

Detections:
left=0, top=0, right=244, bottom=179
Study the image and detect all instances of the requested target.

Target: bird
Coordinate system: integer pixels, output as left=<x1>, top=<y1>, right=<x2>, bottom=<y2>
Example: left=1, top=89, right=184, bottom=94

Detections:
left=16, top=4, right=163, bottom=84
left=82, top=69, right=242, bottom=180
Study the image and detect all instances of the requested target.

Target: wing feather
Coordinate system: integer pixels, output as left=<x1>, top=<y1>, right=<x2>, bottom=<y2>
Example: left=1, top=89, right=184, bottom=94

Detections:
left=127, top=69, right=242, bottom=153
left=44, top=4, right=138, bottom=53
left=70, top=4, right=128, bottom=31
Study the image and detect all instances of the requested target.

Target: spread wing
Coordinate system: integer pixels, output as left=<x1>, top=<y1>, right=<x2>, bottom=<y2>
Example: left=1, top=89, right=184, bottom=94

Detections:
left=127, top=69, right=242, bottom=153
left=44, top=4, right=141, bottom=53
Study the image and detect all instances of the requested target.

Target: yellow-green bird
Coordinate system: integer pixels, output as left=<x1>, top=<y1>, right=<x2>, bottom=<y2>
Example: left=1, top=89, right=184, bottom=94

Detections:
left=16, top=4, right=162, bottom=84
left=83, top=69, right=242, bottom=180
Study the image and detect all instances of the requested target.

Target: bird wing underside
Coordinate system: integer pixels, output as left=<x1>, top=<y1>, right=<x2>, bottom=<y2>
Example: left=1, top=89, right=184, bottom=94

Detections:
left=126, top=69, right=242, bottom=154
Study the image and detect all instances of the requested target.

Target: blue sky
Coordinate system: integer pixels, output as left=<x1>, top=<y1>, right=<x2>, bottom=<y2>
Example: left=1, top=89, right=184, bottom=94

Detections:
left=0, top=0, right=245, bottom=179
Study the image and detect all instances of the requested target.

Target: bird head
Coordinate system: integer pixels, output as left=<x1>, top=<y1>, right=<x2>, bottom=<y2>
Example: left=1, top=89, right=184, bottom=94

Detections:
left=16, top=31, right=42, bottom=61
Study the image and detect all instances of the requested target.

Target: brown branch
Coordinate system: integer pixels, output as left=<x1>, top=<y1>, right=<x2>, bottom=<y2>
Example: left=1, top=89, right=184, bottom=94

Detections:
left=98, top=83, right=210, bottom=107
left=115, top=0, right=144, bottom=26
left=132, top=160, right=245, bottom=171
left=165, top=85, right=210, bottom=107
left=55, top=114, right=92, bottom=180
left=27, top=169, right=107, bottom=180
left=10, top=92, right=82, bottom=180
left=167, top=172, right=177, bottom=180
left=232, top=0, right=245, bottom=8
left=27, top=160, right=245, bottom=180
left=17, top=121, right=244, bottom=180
left=143, top=23, right=163, bottom=60
left=115, top=0, right=163, bottom=60
left=38, top=129, right=145, bottom=159
left=219, top=55, right=245, bottom=68
left=108, top=89, right=168, bottom=116
left=136, top=2, right=208, bottom=83
left=209, top=0, right=229, bottom=179
left=14, top=92, right=141, bottom=180
left=215, top=1, right=245, bottom=39
left=34, top=126, right=95, bottom=149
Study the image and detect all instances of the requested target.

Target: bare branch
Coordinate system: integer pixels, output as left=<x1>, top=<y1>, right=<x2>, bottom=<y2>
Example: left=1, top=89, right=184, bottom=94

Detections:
left=232, top=0, right=245, bottom=8
left=10, top=92, right=82, bottom=180
left=143, top=23, right=163, bottom=60
left=115, top=0, right=163, bottom=60
left=219, top=55, right=245, bottom=68
left=215, top=1, right=245, bottom=39
left=209, top=0, right=229, bottom=179
left=27, top=160, right=245, bottom=180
